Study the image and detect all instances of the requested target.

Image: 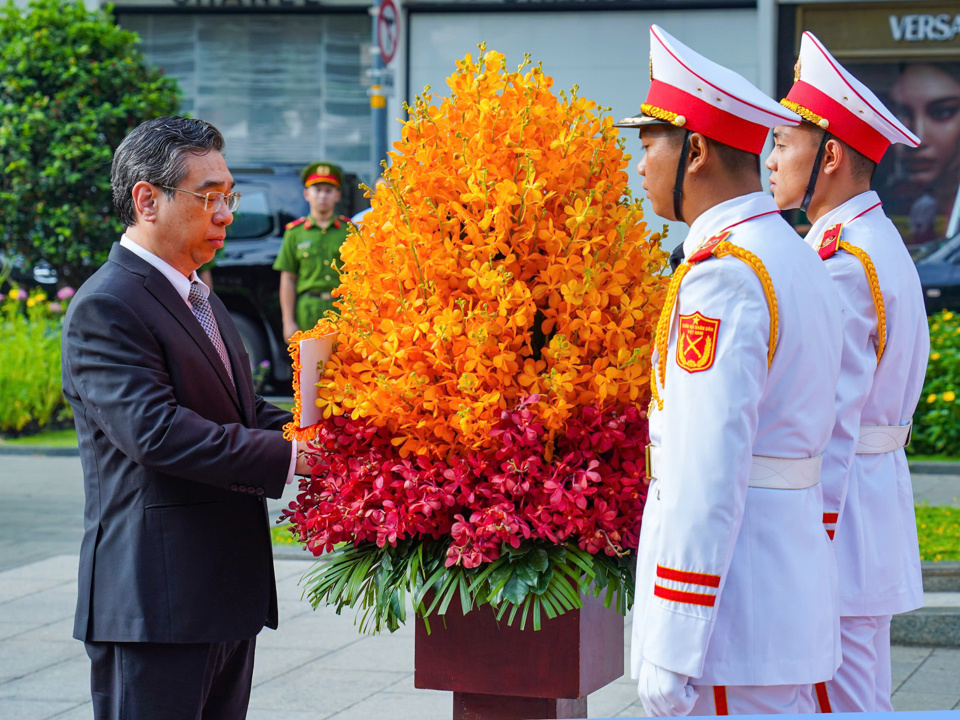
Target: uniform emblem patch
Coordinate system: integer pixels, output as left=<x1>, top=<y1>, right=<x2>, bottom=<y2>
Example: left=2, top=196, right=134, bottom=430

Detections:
left=677, top=312, right=720, bottom=373
left=818, top=223, right=842, bottom=260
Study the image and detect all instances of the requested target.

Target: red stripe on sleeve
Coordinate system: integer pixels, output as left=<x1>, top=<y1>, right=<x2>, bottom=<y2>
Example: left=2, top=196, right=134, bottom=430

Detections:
left=656, top=565, right=721, bottom=588
left=654, top=584, right=717, bottom=607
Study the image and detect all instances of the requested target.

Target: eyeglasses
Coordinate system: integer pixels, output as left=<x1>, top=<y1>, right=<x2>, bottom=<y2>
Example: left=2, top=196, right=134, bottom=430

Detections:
left=161, top=186, right=241, bottom=213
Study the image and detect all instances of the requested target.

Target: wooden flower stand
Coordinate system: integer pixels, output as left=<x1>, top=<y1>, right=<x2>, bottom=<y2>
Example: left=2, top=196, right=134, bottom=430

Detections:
left=414, top=593, right=624, bottom=720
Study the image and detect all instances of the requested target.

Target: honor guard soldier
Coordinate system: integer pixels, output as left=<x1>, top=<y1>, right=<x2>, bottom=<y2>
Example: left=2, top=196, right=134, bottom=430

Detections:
left=766, top=32, right=929, bottom=713
left=273, top=161, right=351, bottom=341
left=617, top=25, right=844, bottom=716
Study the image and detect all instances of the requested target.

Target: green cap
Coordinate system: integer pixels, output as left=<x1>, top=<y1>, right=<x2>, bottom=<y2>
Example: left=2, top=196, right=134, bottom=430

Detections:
left=301, top=161, right=343, bottom=189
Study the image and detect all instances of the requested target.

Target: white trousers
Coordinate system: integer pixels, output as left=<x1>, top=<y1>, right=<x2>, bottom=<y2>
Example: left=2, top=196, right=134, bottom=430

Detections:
left=810, top=615, right=893, bottom=712
left=689, top=684, right=806, bottom=715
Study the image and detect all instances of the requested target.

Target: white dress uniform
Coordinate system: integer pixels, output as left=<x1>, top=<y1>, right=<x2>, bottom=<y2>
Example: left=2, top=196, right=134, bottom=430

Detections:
left=619, top=26, right=844, bottom=716
left=633, top=192, right=843, bottom=688
left=782, top=33, right=929, bottom=713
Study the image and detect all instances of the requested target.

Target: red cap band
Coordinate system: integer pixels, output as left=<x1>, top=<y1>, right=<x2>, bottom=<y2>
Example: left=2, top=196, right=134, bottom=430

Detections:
left=646, top=81, right=769, bottom=154
left=305, top=173, right=340, bottom=188
left=785, top=81, right=890, bottom=163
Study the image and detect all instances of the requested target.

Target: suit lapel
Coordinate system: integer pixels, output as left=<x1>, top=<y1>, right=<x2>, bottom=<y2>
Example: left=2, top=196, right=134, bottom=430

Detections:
left=109, top=243, right=246, bottom=416
left=141, top=270, right=244, bottom=415
left=210, top=293, right=257, bottom=424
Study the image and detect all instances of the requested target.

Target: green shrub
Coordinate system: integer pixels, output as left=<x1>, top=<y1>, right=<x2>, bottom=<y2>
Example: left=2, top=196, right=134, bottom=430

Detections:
left=916, top=505, right=960, bottom=562
left=0, top=285, right=72, bottom=434
left=0, top=0, right=181, bottom=286
left=910, top=310, right=960, bottom=456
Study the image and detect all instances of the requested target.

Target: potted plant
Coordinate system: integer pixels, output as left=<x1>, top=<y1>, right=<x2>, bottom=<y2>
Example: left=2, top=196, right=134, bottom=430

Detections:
left=282, top=48, right=668, bottom=718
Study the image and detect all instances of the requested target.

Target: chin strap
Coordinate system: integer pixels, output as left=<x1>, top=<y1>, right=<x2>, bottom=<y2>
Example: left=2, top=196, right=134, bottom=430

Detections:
left=800, top=130, right=830, bottom=214
left=673, top=130, right=692, bottom=223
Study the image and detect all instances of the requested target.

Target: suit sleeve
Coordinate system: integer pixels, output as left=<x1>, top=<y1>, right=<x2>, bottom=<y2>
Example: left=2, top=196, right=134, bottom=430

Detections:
left=820, top=251, right=878, bottom=536
left=63, top=290, right=291, bottom=497
left=255, top=395, right=293, bottom=432
left=642, top=258, right=768, bottom=678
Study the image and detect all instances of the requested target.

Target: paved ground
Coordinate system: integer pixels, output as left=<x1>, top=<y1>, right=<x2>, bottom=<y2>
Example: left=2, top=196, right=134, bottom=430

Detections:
left=1, top=455, right=959, bottom=718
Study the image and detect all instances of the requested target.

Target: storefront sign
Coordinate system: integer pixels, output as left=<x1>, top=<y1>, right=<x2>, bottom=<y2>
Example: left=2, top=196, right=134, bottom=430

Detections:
left=798, top=3, right=960, bottom=57
left=890, top=13, right=960, bottom=42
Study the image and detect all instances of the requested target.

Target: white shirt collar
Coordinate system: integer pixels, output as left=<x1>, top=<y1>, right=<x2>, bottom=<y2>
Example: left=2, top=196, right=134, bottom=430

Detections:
left=119, top=235, right=207, bottom=306
left=803, top=190, right=882, bottom=251
left=683, top=192, right=778, bottom=258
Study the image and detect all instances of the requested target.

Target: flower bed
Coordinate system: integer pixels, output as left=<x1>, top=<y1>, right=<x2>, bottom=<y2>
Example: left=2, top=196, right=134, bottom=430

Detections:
left=0, top=285, right=73, bottom=435
left=911, top=310, right=960, bottom=456
left=282, top=49, right=669, bottom=632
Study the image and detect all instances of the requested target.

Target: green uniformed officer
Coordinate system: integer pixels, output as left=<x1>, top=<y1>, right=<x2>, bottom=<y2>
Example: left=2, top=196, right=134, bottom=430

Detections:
left=273, top=161, right=351, bottom=341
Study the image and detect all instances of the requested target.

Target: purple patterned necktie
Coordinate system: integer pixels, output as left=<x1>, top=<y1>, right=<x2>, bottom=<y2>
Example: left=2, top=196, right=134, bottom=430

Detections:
left=188, top=281, right=234, bottom=383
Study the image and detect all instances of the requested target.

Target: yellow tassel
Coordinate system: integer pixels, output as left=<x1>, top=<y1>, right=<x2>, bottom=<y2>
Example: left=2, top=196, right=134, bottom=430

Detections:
left=651, top=263, right=692, bottom=410
left=713, top=242, right=779, bottom=367
left=839, top=240, right=886, bottom=362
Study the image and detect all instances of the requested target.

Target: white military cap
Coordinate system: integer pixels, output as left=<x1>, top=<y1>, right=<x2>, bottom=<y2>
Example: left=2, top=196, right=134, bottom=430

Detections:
left=782, top=31, right=919, bottom=162
left=615, top=24, right=800, bottom=154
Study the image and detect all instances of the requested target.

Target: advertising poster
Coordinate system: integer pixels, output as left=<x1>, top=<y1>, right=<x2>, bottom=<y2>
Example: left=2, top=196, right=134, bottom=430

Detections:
left=787, top=2, right=960, bottom=254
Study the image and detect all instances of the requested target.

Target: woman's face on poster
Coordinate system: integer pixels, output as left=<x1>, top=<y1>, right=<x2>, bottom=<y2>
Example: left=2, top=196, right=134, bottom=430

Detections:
left=890, top=63, right=960, bottom=187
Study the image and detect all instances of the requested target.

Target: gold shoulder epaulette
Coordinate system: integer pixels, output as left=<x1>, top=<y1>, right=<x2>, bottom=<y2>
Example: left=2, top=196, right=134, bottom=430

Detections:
left=650, top=237, right=779, bottom=411
left=285, top=217, right=308, bottom=231
left=838, top=240, right=887, bottom=362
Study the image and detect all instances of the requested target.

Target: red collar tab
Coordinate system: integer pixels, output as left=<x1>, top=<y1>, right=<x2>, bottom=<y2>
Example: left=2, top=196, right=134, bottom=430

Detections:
left=688, top=230, right=732, bottom=264
left=818, top=223, right=843, bottom=260
left=332, top=218, right=341, bottom=230
left=285, top=216, right=307, bottom=231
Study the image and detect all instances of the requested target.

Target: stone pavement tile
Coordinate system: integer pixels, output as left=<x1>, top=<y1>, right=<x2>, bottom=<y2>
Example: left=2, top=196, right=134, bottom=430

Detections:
left=892, top=691, right=960, bottom=711
left=252, top=647, right=347, bottom=687
left=0, top=622, right=26, bottom=642
left=892, top=646, right=933, bottom=689
left=45, top=702, right=94, bottom=720
left=248, top=712, right=344, bottom=720
left=16, top=616, right=75, bottom=643
left=0, top=639, right=84, bottom=684
left=258, top=613, right=371, bottom=654
left=0, top=655, right=89, bottom=705
left=589, top=675, right=644, bottom=718
left=248, top=666, right=408, bottom=715
left=322, top=688, right=450, bottom=720
left=613, top=700, right=647, bottom=717
left=274, top=557, right=315, bottom=582
left=0, top=555, right=78, bottom=583
left=0, top=699, right=81, bottom=719
left=896, top=648, right=960, bottom=695
left=912, top=474, right=960, bottom=507
left=926, top=592, right=960, bottom=607
left=0, top=585, right=75, bottom=625
left=306, top=631, right=414, bottom=672
left=0, top=577, right=71, bottom=604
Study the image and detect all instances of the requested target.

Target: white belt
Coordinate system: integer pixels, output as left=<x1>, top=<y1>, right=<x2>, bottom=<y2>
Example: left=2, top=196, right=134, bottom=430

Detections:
left=856, top=422, right=912, bottom=454
left=646, top=445, right=821, bottom=490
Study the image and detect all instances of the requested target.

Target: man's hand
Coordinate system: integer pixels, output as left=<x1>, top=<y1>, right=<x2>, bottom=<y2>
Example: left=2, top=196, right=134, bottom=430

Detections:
left=294, top=440, right=317, bottom=477
left=637, top=661, right=698, bottom=717
left=283, top=319, right=301, bottom=344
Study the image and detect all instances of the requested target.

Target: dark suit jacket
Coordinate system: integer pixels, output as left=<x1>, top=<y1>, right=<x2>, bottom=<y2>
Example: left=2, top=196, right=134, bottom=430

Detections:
left=61, top=243, right=293, bottom=644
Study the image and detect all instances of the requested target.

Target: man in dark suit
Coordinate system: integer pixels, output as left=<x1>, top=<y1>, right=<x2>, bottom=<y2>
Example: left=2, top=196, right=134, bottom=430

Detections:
left=61, top=116, right=313, bottom=719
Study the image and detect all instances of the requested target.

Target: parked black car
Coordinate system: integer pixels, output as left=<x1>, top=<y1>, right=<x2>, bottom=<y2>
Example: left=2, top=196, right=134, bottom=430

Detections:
left=211, top=163, right=365, bottom=393
left=916, top=232, right=960, bottom=316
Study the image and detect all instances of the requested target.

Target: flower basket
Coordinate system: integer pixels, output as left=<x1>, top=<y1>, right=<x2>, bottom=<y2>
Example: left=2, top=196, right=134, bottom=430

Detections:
left=414, top=590, right=624, bottom=719
left=282, top=46, right=667, bottom=652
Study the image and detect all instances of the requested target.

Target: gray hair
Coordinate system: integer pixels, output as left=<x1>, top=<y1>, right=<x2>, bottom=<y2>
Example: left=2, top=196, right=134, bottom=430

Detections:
left=111, top=116, right=225, bottom=227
